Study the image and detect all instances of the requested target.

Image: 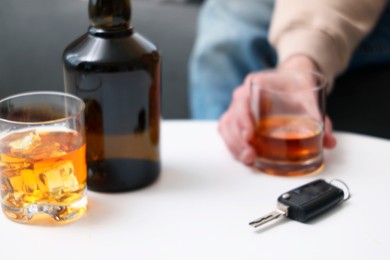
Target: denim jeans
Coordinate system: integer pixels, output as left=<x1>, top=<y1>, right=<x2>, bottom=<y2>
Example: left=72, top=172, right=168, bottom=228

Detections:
left=189, top=0, right=390, bottom=119
left=189, top=0, right=276, bottom=119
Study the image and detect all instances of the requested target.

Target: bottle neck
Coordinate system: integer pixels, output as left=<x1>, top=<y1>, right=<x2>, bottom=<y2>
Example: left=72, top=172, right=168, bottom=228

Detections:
left=88, top=0, right=132, bottom=30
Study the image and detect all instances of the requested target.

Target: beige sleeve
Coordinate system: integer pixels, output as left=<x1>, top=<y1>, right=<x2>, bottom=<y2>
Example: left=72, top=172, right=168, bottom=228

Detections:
left=269, top=0, right=388, bottom=89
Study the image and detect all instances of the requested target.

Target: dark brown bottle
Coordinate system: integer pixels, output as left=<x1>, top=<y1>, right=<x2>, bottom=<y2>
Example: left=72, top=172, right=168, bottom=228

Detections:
left=63, top=0, right=160, bottom=192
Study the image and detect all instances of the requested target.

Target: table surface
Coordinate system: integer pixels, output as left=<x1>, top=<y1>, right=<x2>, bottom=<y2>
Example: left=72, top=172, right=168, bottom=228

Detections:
left=1, top=120, right=389, bottom=260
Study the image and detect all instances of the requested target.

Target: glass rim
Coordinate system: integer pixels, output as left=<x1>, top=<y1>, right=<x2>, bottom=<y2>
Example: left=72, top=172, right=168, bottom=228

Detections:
left=250, top=69, right=327, bottom=94
left=0, top=91, right=85, bottom=125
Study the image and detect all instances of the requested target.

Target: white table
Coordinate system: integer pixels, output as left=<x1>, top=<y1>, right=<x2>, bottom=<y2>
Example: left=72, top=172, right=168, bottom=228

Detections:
left=1, top=120, right=390, bottom=259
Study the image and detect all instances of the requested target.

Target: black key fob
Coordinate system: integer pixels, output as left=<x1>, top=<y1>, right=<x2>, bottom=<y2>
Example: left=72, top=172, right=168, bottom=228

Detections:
left=277, top=179, right=345, bottom=222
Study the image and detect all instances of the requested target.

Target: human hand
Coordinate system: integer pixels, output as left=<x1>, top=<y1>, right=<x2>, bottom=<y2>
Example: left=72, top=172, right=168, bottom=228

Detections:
left=218, top=74, right=256, bottom=165
left=218, top=55, right=336, bottom=165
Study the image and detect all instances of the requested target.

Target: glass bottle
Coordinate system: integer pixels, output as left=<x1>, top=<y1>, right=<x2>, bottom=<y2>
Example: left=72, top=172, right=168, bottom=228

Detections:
left=63, top=0, right=160, bottom=192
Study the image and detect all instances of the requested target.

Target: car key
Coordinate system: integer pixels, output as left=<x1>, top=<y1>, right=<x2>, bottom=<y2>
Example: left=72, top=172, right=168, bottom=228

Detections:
left=249, top=179, right=349, bottom=228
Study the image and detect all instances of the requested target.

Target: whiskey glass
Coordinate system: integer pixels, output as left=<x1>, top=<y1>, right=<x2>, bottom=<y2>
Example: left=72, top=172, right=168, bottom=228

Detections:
left=250, top=70, right=327, bottom=176
left=0, top=91, right=87, bottom=224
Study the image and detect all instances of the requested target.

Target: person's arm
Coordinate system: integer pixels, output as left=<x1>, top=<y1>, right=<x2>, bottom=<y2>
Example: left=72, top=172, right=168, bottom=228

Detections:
left=269, top=0, right=388, bottom=89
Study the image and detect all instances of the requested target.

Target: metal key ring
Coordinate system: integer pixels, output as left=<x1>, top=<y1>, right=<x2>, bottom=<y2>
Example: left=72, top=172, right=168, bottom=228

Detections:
left=330, top=179, right=351, bottom=202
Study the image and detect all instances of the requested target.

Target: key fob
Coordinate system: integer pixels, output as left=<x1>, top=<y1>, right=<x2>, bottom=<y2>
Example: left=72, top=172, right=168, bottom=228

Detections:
left=277, top=179, right=345, bottom=222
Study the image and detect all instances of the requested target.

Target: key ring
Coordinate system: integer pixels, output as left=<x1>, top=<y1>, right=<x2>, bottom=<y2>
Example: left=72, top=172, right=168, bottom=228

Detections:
left=330, top=179, right=351, bottom=202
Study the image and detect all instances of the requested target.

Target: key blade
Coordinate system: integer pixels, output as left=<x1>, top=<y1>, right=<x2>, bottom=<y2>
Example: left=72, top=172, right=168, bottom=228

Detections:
left=249, top=203, right=289, bottom=228
left=249, top=210, right=284, bottom=228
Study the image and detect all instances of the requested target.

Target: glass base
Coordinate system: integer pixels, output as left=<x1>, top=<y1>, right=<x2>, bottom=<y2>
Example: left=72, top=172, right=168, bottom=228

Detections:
left=1, top=194, right=87, bottom=225
left=253, top=155, right=324, bottom=177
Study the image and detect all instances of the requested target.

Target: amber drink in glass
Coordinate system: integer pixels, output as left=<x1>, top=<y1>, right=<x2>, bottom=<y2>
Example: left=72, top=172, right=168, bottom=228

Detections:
left=0, top=92, right=87, bottom=224
left=250, top=70, right=327, bottom=176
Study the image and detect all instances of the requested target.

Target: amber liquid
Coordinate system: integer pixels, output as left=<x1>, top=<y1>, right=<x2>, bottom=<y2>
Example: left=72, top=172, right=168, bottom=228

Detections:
left=250, top=115, right=323, bottom=176
left=0, top=127, right=87, bottom=223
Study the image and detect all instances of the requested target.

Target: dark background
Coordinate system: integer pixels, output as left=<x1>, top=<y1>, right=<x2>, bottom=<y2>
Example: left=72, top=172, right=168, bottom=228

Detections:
left=0, top=0, right=200, bottom=119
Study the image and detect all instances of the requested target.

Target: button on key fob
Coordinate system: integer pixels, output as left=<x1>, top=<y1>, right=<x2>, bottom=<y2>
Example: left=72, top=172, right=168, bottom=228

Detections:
left=249, top=179, right=349, bottom=228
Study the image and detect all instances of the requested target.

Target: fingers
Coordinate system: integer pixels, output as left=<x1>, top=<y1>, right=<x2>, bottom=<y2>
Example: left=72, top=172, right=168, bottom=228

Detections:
left=219, top=70, right=337, bottom=170
left=218, top=83, right=256, bottom=165
left=324, top=116, right=337, bottom=149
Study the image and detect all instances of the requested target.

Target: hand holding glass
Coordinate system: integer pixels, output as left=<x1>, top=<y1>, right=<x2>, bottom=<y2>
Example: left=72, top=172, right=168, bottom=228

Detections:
left=250, top=70, right=327, bottom=176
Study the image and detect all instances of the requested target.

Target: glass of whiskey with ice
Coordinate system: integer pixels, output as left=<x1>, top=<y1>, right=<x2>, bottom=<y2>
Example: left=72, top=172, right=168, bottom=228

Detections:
left=250, top=70, right=327, bottom=176
left=0, top=91, right=87, bottom=224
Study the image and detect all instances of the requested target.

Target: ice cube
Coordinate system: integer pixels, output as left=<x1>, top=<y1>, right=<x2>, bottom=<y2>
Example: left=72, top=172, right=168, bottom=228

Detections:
left=21, top=170, right=39, bottom=193
left=37, top=161, right=79, bottom=200
left=31, top=141, right=67, bottom=160
left=5, top=173, right=25, bottom=204
left=9, top=130, right=40, bottom=151
left=1, top=174, right=14, bottom=195
left=0, top=155, right=30, bottom=170
left=2, top=167, right=42, bottom=203
left=6, top=170, right=23, bottom=192
left=60, top=162, right=80, bottom=191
